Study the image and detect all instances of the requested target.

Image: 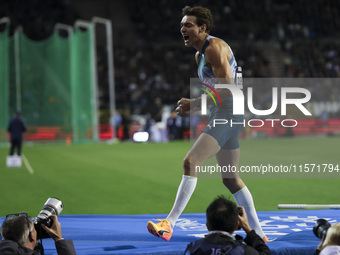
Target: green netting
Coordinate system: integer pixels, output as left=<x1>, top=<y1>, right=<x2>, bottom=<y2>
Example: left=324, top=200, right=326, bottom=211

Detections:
left=19, top=32, right=72, bottom=127
left=0, top=27, right=9, bottom=141
left=0, top=23, right=97, bottom=143
left=71, top=27, right=97, bottom=143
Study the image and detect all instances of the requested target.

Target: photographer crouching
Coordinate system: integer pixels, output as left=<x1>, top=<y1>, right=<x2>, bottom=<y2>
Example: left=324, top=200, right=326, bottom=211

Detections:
left=0, top=198, right=76, bottom=255
left=185, top=196, right=271, bottom=255
left=0, top=214, right=76, bottom=255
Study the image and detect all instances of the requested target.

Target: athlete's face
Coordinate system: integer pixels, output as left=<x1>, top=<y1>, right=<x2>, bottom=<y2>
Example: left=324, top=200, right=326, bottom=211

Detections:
left=180, top=15, right=203, bottom=47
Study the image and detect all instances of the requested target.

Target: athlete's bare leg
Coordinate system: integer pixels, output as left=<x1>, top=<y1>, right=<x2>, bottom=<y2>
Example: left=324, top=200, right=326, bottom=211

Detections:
left=148, top=133, right=266, bottom=241
left=147, top=133, right=221, bottom=240
left=216, top=148, right=244, bottom=193
left=183, top=133, right=221, bottom=176
left=216, top=148, right=266, bottom=239
left=163, top=134, right=220, bottom=228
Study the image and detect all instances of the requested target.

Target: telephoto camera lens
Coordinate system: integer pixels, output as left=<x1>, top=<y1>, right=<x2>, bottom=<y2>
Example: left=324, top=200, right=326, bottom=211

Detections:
left=34, top=197, right=63, bottom=239
left=36, top=197, right=63, bottom=225
left=313, top=219, right=331, bottom=240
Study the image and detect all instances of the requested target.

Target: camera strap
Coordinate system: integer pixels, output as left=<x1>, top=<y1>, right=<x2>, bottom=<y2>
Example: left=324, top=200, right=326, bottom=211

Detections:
left=34, top=240, right=44, bottom=255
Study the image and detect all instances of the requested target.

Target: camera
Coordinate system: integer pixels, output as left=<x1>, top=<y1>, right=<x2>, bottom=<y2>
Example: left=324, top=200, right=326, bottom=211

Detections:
left=313, top=219, right=331, bottom=240
left=33, top=197, right=63, bottom=239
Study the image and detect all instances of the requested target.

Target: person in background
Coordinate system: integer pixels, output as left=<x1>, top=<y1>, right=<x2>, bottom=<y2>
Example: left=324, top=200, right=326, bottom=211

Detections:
left=7, top=111, right=27, bottom=156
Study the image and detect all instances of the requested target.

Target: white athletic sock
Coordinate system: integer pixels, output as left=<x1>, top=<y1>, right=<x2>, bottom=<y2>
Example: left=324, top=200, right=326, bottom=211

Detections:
left=233, top=186, right=266, bottom=239
left=166, top=175, right=197, bottom=229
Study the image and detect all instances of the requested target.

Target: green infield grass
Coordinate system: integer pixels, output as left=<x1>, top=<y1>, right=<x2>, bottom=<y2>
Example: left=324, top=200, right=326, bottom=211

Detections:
left=0, top=136, right=339, bottom=217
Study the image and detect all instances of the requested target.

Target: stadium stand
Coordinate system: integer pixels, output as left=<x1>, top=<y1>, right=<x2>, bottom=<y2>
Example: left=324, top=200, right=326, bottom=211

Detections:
left=0, top=0, right=339, bottom=141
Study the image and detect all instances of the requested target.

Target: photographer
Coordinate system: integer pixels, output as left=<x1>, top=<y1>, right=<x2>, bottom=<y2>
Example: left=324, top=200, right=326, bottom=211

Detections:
left=185, top=196, right=271, bottom=255
left=315, top=223, right=340, bottom=255
left=0, top=213, right=76, bottom=255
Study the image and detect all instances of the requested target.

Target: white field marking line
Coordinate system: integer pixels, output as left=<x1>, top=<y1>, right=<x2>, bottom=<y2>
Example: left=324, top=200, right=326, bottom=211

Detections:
left=22, top=154, right=34, bottom=175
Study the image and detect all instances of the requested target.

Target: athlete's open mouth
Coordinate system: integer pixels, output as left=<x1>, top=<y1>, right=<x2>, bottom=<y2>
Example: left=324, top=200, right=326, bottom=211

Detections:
left=183, top=35, right=189, bottom=42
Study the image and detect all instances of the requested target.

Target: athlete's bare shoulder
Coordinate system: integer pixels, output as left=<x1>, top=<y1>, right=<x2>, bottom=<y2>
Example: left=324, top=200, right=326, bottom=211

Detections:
left=205, top=37, right=231, bottom=61
left=205, top=37, right=232, bottom=68
left=195, top=51, right=199, bottom=65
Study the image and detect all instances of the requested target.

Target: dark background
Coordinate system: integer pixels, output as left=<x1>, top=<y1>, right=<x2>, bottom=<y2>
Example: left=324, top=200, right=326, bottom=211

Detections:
left=1, top=0, right=339, bottom=119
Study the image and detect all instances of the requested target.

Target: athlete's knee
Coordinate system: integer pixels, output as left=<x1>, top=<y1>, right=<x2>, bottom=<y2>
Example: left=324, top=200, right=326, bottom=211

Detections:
left=222, top=178, right=232, bottom=187
left=222, top=178, right=245, bottom=194
left=183, top=155, right=198, bottom=176
left=183, top=155, right=191, bottom=173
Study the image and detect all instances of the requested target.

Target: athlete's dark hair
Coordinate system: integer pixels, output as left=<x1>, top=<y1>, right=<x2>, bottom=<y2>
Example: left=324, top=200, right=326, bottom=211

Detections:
left=206, top=195, right=239, bottom=233
left=182, top=6, right=213, bottom=33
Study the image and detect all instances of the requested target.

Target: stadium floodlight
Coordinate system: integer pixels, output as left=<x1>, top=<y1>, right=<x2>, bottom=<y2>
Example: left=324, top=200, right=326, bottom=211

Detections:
left=278, top=204, right=340, bottom=209
left=92, top=17, right=116, bottom=141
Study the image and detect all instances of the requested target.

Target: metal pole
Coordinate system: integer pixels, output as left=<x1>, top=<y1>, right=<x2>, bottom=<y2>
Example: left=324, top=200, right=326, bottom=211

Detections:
left=54, top=23, right=74, bottom=142
left=92, top=17, right=116, bottom=140
left=0, top=17, right=10, bottom=26
left=54, top=23, right=74, bottom=35
left=74, top=20, right=99, bottom=142
left=0, top=17, right=10, bottom=133
left=14, top=27, right=22, bottom=112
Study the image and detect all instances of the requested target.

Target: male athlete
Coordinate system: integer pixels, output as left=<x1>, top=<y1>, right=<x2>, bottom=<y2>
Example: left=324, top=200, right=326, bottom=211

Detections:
left=147, top=6, right=267, bottom=242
